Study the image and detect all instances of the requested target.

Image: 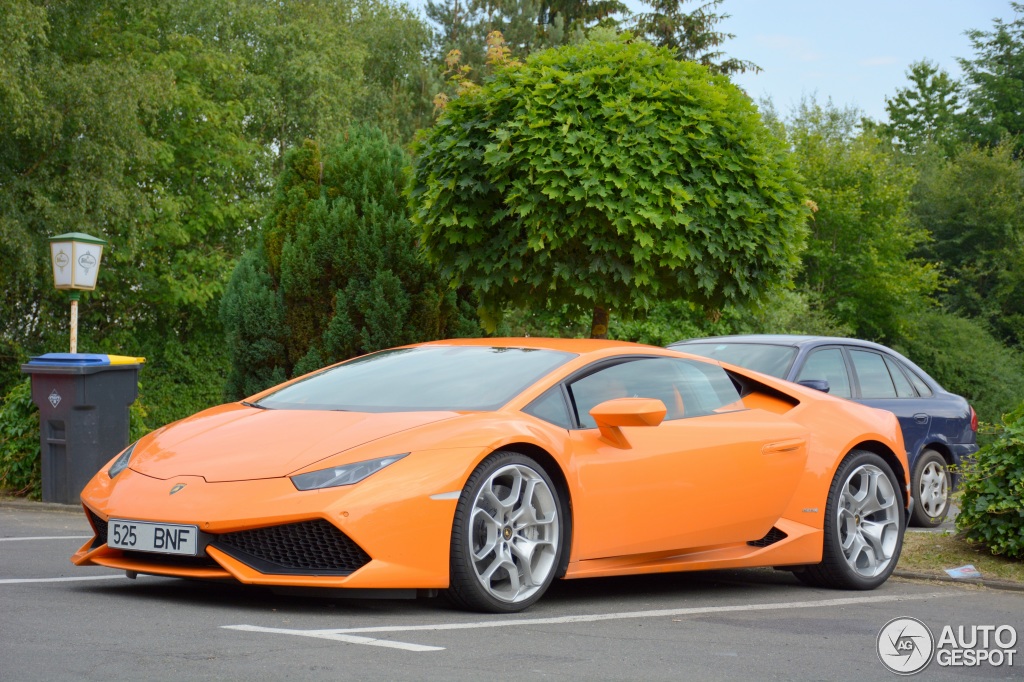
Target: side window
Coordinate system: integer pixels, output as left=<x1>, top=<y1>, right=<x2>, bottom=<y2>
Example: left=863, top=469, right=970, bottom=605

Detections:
left=882, top=355, right=916, bottom=398
left=849, top=350, right=897, bottom=399
left=901, top=362, right=933, bottom=397
left=568, top=357, right=742, bottom=429
left=796, top=348, right=852, bottom=398
left=523, top=388, right=572, bottom=429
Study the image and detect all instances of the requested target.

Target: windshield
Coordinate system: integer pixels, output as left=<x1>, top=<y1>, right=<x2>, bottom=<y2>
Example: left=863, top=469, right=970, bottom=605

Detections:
left=675, top=342, right=797, bottom=379
left=255, top=346, right=576, bottom=412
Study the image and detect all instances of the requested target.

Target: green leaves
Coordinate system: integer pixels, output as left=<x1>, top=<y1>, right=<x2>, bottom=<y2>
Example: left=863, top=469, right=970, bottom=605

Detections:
left=0, top=379, right=40, bottom=498
left=958, top=5, right=1024, bottom=152
left=912, top=141, right=1024, bottom=347
left=1, top=0, right=439, bottom=428
left=222, top=127, right=479, bottom=398
left=411, top=35, right=806, bottom=329
left=787, top=100, right=937, bottom=342
left=957, top=402, right=1024, bottom=559
left=881, top=60, right=964, bottom=156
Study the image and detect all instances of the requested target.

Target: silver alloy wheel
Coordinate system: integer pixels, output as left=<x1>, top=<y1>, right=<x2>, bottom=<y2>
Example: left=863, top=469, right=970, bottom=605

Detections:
left=837, top=463, right=901, bottom=578
left=917, top=460, right=949, bottom=518
left=469, top=463, right=559, bottom=603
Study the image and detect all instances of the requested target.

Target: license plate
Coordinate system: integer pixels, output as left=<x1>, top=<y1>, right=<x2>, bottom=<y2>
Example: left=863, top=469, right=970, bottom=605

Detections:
left=108, top=519, right=199, bottom=556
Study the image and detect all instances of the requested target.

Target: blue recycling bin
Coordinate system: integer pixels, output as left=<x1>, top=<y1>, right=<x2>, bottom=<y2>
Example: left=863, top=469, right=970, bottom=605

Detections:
left=21, top=353, right=144, bottom=504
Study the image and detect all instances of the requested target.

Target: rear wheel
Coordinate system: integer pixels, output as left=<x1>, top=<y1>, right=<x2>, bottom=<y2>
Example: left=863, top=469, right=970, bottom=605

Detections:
left=447, top=451, right=563, bottom=613
left=797, top=450, right=904, bottom=589
left=909, top=449, right=950, bottom=528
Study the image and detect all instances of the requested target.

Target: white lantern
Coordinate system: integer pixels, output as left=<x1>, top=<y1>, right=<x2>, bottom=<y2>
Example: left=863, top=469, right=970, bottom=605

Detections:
left=49, top=232, right=106, bottom=291
left=48, top=232, right=107, bottom=353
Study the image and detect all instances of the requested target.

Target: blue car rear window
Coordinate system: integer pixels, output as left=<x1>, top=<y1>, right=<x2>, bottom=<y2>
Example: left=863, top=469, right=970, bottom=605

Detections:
left=675, top=343, right=797, bottom=378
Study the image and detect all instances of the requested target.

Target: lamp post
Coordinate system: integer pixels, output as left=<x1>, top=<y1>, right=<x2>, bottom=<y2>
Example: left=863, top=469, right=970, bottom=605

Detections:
left=48, top=232, right=106, bottom=354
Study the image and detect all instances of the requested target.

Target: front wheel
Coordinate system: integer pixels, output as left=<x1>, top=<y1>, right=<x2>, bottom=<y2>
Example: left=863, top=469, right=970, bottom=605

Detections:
left=797, top=450, right=904, bottom=590
left=909, top=449, right=950, bottom=528
left=447, top=451, right=563, bottom=613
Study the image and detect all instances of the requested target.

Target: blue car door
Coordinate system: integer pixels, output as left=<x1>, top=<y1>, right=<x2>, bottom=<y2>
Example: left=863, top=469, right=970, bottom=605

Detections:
left=846, top=348, right=929, bottom=464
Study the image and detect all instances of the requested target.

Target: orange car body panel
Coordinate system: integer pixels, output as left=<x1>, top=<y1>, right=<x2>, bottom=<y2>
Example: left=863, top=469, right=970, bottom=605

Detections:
left=73, top=338, right=908, bottom=590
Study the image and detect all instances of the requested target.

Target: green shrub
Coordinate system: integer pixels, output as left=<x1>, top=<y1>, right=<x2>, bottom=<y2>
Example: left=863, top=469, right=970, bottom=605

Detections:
left=134, top=332, right=226, bottom=428
left=222, top=127, right=478, bottom=398
left=614, top=290, right=856, bottom=347
left=497, top=290, right=855, bottom=347
left=892, top=310, right=1024, bottom=425
left=0, top=379, right=40, bottom=498
left=956, top=403, right=1024, bottom=559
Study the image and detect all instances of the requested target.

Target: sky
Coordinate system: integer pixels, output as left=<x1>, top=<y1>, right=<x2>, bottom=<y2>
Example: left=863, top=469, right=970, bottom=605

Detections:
left=410, top=0, right=1019, bottom=123
left=717, top=0, right=1020, bottom=121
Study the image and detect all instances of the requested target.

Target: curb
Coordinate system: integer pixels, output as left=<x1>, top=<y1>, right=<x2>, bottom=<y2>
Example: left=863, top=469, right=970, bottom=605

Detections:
left=0, top=498, right=81, bottom=514
left=894, top=569, right=1024, bottom=593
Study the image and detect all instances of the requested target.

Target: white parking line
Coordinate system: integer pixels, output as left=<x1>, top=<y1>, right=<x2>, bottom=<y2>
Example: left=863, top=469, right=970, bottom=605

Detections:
left=224, top=591, right=954, bottom=652
left=226, top=625, right=445, bottom=652
left=0, top=536, right=91, bottom=542
left=0, top=575, right=123, bottom=585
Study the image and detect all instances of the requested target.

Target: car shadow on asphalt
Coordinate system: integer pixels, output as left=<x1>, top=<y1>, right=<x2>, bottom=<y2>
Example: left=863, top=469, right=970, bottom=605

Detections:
left=70, top=567, right=810, bottom=617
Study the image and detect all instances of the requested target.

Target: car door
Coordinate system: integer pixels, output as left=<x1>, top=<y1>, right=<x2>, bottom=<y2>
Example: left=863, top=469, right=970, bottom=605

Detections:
left=792, top=345, right=853, bottom=398
left=846, top=348, right=929, bottom=459
left=565, top=356, right=809, bottom=561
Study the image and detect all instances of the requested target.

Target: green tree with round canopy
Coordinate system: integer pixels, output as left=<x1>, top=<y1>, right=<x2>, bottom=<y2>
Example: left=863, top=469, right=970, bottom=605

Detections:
left=410, top=34, right=807, bottom=337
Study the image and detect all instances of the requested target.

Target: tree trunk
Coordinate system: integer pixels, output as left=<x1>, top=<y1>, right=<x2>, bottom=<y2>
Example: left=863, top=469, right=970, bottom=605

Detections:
left=590, top=305, right=609, bottom=339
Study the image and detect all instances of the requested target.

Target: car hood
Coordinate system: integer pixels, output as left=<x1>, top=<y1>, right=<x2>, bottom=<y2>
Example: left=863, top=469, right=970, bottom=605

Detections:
left=130, top=403, right=458, bottom=482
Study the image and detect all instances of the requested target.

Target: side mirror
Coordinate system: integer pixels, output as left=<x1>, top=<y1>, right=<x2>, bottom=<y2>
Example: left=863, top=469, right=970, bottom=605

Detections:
left=797, top=379, right=830, bottom=393
left=589, top=398, right=666, bottom=448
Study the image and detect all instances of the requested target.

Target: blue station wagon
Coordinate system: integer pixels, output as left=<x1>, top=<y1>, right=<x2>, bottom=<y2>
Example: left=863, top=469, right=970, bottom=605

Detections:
left=669, top=335, right=978, bottom=527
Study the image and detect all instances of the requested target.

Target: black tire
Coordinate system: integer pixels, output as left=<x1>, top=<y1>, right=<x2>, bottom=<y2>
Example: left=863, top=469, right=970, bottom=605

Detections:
left=909, top=449, right=951, bottom=528
left=797, top=450, right=905, bottom=590
left=447, top=451, right=564, bottom=613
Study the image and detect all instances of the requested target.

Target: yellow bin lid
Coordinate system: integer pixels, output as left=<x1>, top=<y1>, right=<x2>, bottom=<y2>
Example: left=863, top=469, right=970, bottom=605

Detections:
left=106, top=355, right=146, bottom=365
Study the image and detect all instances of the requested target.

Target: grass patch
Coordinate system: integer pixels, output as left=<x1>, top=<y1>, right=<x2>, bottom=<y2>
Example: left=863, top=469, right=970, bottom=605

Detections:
left=899, top=531, right=1024, bottom=584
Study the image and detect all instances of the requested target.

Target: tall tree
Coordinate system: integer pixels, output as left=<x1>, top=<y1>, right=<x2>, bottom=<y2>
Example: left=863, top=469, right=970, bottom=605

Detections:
left=0, top=0, right=441, bottom=426
left=0, top=0, right=263, bottom=426
left=881, top=60, right=964, bottom=156
left=958, top=3, right=1024, bottom=151
left=351, top=0, right=437, bottom=143
left=411, top=34, right=806, bottom=338
left=631, top=0, right=758, bottom=73
left=911, top=140, right=1024, bottom=346
left=424, top=0, right=583, bottom=77
left=787, top=100, right=938, bottom=342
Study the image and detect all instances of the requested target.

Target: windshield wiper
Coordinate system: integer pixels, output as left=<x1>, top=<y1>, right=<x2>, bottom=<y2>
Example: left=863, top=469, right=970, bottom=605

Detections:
left=241, top=401, right=268, bottom=409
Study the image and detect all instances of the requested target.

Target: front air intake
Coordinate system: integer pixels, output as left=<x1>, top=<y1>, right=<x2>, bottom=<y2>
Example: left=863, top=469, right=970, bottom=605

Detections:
left=86, top=509, right=108, bottom=550
left=212, top=519, right=370, bottom=576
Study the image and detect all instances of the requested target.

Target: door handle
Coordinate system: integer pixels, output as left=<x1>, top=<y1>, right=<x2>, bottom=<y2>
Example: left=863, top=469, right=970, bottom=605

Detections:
left=762, top=439, right=806, bottom=455
left=913, top=413, right=929, bottom=424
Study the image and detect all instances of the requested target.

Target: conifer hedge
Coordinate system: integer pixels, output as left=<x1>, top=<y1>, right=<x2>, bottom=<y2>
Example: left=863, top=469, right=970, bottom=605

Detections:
left=221, top=126, right=478, bottom=398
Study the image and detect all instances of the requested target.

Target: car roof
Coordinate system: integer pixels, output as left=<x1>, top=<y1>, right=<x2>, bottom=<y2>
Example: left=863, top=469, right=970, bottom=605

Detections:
left=416, top=337, right=668, bottom=356
left=670, top=334, right=948, bottom=392
left=671, top=334, right=894, bottom=353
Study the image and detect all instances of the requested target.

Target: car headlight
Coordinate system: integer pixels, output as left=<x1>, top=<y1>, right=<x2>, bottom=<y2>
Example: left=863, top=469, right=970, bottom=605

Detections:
left=108, top=442, right=138, bottom=479
left=290, top=454, right=408, bottom=491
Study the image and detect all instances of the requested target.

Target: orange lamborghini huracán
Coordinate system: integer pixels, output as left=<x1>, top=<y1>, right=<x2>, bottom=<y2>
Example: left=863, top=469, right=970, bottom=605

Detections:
left=73, top=339, right=910, bottom=612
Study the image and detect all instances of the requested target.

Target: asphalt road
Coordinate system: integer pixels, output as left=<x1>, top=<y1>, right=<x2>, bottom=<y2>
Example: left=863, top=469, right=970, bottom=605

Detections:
left=2, top=503, right=1021, bottom=682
